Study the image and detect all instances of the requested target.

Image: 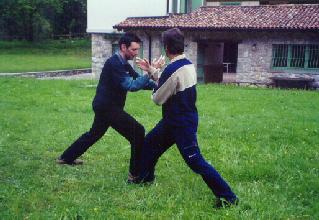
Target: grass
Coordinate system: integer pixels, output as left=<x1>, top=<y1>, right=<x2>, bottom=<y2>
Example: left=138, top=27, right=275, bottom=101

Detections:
left=0, top=39, right=91, bottom=73
left=0, top=78, right=318, bottom=219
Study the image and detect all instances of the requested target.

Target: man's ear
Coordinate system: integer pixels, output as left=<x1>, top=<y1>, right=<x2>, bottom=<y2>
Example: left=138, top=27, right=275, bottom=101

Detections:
left=165, top=46, right=169, bottom=55
left=120, top=44, right=126, bottom=51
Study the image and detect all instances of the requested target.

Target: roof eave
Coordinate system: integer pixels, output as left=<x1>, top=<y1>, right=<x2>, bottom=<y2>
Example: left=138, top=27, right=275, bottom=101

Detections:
left=114, top=26, right=319, bottom=33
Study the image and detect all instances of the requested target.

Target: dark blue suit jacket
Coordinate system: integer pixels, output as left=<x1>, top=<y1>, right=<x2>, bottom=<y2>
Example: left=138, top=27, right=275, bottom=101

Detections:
left=93, top=54, right=155, bottom=111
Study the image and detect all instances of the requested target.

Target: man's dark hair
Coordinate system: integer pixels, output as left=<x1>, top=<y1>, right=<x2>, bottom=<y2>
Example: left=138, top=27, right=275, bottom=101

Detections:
left=162, top=28, right=184, bottom=55
left=118, top=32, right=141, bottom=49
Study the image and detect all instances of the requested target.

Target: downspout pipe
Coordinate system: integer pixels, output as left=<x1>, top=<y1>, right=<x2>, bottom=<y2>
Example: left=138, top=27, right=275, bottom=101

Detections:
left=148, top=34, right=152, bottom=62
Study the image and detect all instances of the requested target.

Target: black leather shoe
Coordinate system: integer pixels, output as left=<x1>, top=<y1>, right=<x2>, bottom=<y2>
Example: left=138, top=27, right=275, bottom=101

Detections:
left=214, top=197, right=239, bottom=209
left=127, top=172, right=138, bottom=184
left=127, top=172, right=155, bottom=185
left=56, top=157, right=84, bottom=165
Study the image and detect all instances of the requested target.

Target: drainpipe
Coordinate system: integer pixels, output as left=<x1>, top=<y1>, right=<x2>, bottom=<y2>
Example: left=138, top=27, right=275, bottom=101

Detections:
left=148, top=34, right=152, bottom=62
left=188, top=0, right=192, bottom=12
left=185, top=0, right=188, bottom=13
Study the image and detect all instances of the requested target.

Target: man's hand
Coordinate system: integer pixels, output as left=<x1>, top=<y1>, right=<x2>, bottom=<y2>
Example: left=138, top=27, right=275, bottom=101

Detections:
left=152, top=55, right=166, bottom=69
left=135, top=57, right=151, bottom=72
left=135, top=56, right=165, bottom=81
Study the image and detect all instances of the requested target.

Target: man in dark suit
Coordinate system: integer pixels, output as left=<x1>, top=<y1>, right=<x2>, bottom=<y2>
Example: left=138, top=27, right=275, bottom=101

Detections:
left=57, top=33, right=155, bottom=181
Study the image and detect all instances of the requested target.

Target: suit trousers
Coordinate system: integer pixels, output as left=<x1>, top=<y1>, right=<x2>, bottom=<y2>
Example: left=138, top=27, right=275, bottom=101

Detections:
left=140, top=119, right=237, bottom=200
left=60, top=108, right=145, bottom=176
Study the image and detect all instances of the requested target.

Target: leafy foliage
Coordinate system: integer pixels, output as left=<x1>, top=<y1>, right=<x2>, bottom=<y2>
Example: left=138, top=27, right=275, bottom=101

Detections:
left=0, top=0, right=87, bottom=41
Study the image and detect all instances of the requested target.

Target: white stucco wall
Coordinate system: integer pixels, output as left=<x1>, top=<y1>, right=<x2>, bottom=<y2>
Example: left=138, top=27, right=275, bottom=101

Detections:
left=87, top=0, right=167, bottom=33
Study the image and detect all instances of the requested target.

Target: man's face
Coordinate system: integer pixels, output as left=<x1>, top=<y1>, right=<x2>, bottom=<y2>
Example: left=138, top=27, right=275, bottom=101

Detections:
left=121, top=42, right=140, bottom=60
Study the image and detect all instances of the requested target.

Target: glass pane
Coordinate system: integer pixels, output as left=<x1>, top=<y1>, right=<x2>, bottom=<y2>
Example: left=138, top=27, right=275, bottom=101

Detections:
left=133, top=42, right=143, bottom=74
left=308, top=45, right=319, bottom=68
left=180, top=0, right=186, bottom=13
left=272, top=44, right=288, bottom=67
left=193, top=0, right=204, bottom=10
left=221, top=2, right=241, bottom=6
left=290, top=45, right=305, bottom=68
left=197, top=44, right=205, bottom=82
left=112, top=44, right=119, bottom=55
left=172, top=0, right=178, bottom=13
left=161, top=45, right=170, bottom=64
left=197, top=66, right=204, bottom=83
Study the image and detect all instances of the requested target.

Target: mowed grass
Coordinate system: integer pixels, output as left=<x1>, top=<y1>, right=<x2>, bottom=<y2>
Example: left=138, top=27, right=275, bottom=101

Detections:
left=0, top=78, right=318, bottom=219
left=0, top=40, right=91, bottom=73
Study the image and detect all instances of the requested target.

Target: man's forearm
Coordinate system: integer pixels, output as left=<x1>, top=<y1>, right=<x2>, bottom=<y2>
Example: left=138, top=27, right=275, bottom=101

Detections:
left=120, top=75, right=151, bottom=92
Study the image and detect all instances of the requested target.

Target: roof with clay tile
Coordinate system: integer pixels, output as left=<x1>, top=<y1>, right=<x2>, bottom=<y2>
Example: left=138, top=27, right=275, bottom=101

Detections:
left=114, top=4, right=319, bottom=31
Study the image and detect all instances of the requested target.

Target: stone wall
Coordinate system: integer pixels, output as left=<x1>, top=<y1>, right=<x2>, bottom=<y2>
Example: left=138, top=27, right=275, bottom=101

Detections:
left=184, top=34, right=198, bottom=67
left=92, top=34, right=114, bottom=79
left=236, top=32, right=319, bottom=87
left=237, top=37, right=273, bottom=84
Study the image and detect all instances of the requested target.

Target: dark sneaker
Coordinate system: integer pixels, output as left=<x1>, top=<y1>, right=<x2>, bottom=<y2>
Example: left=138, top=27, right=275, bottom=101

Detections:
left=56, top=157, right=84, bottom=165
left=127, top=172, right=138, bottom=184
left=214, top=197, right=239, bottom=209
left=143, top=173, right=155, bottom=184
left=127, top=172, right=155, bottom=185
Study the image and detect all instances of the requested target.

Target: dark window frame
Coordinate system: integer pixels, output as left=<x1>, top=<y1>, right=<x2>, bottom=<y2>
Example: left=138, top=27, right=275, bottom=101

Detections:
left=272, top=44, right=319, bottom=72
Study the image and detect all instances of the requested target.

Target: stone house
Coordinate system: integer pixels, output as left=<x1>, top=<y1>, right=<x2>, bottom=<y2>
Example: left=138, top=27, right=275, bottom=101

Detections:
left=89, top=1, right=319, bottom=88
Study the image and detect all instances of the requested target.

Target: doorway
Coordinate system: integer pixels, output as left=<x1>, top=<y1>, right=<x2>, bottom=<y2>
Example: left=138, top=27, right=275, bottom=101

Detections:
left=197, top=42, right=223, bottom=83
left=223, top=42, right=238, bottom=83
left=197, top=41, right=238, bottom=83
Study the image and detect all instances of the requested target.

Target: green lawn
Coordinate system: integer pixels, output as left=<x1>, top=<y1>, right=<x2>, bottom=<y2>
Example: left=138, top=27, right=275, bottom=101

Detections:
left=0, top=40, right=91, bottom=73
left=0, top=78, right=318, bottom=219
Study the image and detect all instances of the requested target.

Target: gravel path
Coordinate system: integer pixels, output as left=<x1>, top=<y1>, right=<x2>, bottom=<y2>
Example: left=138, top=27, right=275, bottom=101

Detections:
left=39, top=72, right=95, bottom=80
left=0, top=68, right=96, bottom=80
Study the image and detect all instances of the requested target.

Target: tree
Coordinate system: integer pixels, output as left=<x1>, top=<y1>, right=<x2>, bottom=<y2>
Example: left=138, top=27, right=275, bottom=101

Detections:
left=52, top=0, right=87, bottom=38
left=0, top=0, right=87, bottom=41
